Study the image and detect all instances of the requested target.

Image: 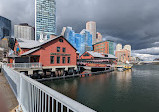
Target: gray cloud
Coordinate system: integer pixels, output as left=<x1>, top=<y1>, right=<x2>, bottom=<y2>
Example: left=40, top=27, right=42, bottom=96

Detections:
left=1, top=0, right=159, bottom=59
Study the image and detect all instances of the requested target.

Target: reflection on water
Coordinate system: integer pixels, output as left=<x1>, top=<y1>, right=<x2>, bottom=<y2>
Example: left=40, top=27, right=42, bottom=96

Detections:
left=42, top=65, right=159, bottom=112
left=116, top=69, right=132, bottom=92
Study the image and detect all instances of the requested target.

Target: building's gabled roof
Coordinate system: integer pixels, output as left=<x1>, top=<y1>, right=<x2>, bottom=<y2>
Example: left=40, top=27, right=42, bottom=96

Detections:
left=7, top=54, right=19, bottom=58
left=21, top=47, right=41, bottom=56
left=20, top=35, right=77, bottom=56
left=17, top=38, right=41, bottom=49
left=17, top=35, right=77, bottom=51
left=87, top=51, right=105, bottom=58
left=37, top=35, right=77, bottom=51
left=102, top=53, right=117, bottom=59
left=85, top=51, right=117, bottom=59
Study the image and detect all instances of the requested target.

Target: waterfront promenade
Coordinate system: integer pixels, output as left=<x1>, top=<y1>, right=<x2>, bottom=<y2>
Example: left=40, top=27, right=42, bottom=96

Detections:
left=0, top=73, right=18, bottom=111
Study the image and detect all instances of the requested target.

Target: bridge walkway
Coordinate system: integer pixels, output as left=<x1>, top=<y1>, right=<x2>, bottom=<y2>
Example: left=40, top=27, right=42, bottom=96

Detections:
left=0, top=72, right=18, bottom=111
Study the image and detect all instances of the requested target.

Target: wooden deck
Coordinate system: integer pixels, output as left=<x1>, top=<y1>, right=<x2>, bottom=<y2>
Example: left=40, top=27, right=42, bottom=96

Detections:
left=0, top=72, right=18, bottom=112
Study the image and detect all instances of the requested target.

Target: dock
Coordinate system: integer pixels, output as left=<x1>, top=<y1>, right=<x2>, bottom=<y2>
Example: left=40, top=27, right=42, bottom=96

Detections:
left=0, top=73, right=18, bottom=112
left=37, top=69, right=114, bottom=82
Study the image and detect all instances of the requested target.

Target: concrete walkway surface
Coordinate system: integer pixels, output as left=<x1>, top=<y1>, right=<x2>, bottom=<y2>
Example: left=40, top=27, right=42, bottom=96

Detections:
left=0, top=72, right=18, bottom=112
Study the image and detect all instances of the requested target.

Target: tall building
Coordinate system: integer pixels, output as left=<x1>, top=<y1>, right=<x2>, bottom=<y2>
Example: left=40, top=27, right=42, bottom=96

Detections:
left=116, top=43, right=122, bottom=51
left=35, top=0, right=56, bottom=41
left=93, top=40, right=114, bottom=55
left=61, top=27, right=66, bottom=36
left=0, top=16, right=11, bottom=39
left=115, top=49, right=130, bottom=63
left=63, top=27, right=92, bottom=54
left=0, top=47, right=4, bottom=61
left=86, top=21, right=96, bottom=44
left=123, top=45, right=131, bottom=56
left=14, top=23, right=35, bottom=40
left=107, top=40, right=114, bottom=55
left=93, top=41, right=109, bottom=54
left=96, top=32, right=102, bottom=43
left=115, top=43, right=132, bottom=62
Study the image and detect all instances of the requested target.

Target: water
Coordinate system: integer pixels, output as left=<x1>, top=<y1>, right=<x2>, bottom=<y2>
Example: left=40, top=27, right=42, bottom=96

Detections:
left=42, top=65, right=159, bottom=112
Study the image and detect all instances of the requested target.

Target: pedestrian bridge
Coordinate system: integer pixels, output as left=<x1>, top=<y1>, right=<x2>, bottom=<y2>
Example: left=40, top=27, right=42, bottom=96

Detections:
left=1, top=64, right=96, bottom=112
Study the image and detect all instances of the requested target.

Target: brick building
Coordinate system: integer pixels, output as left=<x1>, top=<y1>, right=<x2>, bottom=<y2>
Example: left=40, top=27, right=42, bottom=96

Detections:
left=93, top=41, right=109, bottom=54
left=115, top=49, right=130, bottom=63
left=11, top=36, right=78, bottom=75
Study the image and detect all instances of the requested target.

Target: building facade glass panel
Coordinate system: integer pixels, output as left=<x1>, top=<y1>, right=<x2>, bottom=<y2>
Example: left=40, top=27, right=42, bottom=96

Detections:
left=63, top=27, right=92, bottom=55
left=35, top=0, right=56, bottom=40
left=0, top=16, right=11, bottom=39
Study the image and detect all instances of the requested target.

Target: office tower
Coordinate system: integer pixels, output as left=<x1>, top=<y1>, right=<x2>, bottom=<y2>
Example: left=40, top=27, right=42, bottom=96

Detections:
left=61, top=27, right=66, bottom=36
left=14, top=23, right=35, bottom=40
left=96, top=32, right=102, bottom=43
left=93, top=40, right=114, bottom=55
left=63, top=27, right=92, bottom=54
left=0, top=16, right=11, bottom=39
left=116, top=43, right=122, bottom=51
left=86, top=21, right=96, bottom=44
left=80, top=29, right=92, bottom=51
left=123, top=45, right=131, bottom=56
left=35, top=0, right=56, bottom=41
left=107, top=40, right=114, bottom=55
left=93, top=41, right=109, bottom=54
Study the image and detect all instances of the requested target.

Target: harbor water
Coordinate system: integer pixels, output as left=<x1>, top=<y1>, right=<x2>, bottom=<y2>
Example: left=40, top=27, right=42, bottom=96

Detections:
left=42, top=65, right=159, bottom=112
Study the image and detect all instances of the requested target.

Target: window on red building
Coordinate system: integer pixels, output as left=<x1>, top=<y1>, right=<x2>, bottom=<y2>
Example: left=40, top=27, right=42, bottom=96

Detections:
left=62, top=57, right=65, bottom=63
left=63, top=48, right=66, bottom=53
left=57, top=57, right=60, bottom=63
left=68, top=57, right=70, bottom=63
left=57, top=47, right=60, bottom=52
left=59, top=39, right=63, bottom=42
left=50, top=56, right=54, bottom=64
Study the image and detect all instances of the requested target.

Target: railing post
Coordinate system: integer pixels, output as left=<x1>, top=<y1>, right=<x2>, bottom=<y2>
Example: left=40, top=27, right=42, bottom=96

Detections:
left=18, top=75, right=23, bottom=112
left=2, top=64, right=97, bottom=112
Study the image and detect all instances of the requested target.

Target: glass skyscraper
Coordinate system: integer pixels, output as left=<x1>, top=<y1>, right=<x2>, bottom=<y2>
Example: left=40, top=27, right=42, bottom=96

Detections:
left=0, top=16, right=11, bottom=39
left=35, top=0, right=56, bottom=41
left=63, top=27, right=92, bottom=55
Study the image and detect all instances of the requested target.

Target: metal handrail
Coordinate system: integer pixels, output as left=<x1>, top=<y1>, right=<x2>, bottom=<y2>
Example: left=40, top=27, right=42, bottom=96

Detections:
left=4, top=63, right=42, bottom=69
left=2, top=65, right=96, bottom=112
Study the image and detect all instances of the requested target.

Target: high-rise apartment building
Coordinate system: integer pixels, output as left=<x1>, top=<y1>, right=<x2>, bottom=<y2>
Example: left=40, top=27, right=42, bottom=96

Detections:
left=123, top=45, right=131, bottom=56
left=96, top=32, right=102, bottom=43
left=116, top=43, right=122, bottom=51
left=86, top=21, right=96, bottom=44
left=35, top=0, right=56, bottom=41
left=115, top=43, right=131, bottom=62
left=14, top=23, right=35, bottom=40
left=0, top=16, right=11, bottom=39
left=115, top=49, right=130, bottom=63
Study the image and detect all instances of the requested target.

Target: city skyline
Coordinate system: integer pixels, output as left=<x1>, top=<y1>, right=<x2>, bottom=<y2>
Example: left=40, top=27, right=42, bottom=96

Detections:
left=1, top=0, right=159, bottom=60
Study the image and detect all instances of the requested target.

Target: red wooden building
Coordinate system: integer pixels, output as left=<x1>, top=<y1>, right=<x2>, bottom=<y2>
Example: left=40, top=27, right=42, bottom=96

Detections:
left=79, top=51, right=117, bottom=68
left=10, top=36, right=78, bottom=75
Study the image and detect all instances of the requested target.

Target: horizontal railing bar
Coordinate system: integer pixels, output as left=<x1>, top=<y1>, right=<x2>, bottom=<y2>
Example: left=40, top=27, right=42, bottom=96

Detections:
left=2, top=65, right=96, bottom=112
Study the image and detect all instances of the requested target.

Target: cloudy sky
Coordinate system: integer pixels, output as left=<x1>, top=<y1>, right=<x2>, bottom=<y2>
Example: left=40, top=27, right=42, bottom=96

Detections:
left=1, top=0, right=159, bottom=60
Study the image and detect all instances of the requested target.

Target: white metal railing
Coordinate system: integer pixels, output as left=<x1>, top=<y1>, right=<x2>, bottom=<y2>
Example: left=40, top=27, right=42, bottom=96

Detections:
left=4, top=63, right=42, bottom=69
left=2, top=65, right=96, bottom=112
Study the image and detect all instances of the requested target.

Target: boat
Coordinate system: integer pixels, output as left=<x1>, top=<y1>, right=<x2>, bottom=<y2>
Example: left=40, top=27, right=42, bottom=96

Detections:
left=116, top=62, right=133, bottom=72
left=117, top=67, right=124, bottom=72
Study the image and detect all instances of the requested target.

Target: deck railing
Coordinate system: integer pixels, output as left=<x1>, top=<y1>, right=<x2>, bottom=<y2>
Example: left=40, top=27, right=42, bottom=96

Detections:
left=4, top=63, right=42, bottom=69
left=2, top=65, right=96, bottom=112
